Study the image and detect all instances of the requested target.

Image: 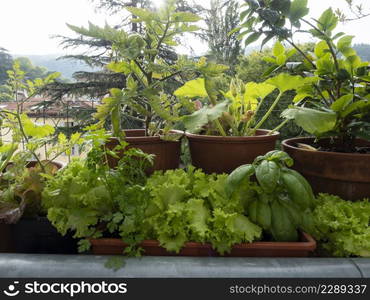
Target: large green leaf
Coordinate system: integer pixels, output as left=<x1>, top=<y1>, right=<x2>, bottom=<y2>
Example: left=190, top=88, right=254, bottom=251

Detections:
left=244, top=82, right=276, bottom=100
left=314, top=40, right=330, bottom=58
left=244, top=32, right=261, bottom=46
left=289, top=0, right=309, bottom=24
left=337, top=35, right=354, bottom=56
left=182, top=100, right=230, bottom=133
left=317, top=8, right=338, bottom=33
left=174, top=78, right=207, bottom=98
left=106, top=61, right=131, bottom=74
left=255, top=160, right=280, bottom=193
left=266, top=73, right=318, bottom=93
left=330, top=94, right=353, bottom=112
left=172, top=12, right=201, bottom=22
left=225, top=164, right=255, bottom=197
left=126, top=6, right=154, bottom=21
left=273, top=41, right=285, bottom=57
left=341, top=100, right=370, bottom=117
left=282, top=107, right=337, bottom=135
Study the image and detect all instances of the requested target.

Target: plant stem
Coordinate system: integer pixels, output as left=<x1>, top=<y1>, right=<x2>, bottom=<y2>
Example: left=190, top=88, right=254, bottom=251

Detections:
left=14, top=113, right=46, bottom=173
left=254, top=92, right=283, bottom=131
left=244, top=95, right=268, bottom=135
left=285, top=39, right=316, bottom=69
left=214, top=119, right=227, bottom=136
left=269, top=119, right=290, bottom=135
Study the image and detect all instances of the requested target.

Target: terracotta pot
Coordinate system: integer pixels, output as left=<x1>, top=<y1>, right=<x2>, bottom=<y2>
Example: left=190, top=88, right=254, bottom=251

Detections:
left=186, top=129, right=279, bottom=174
left=105, top=129, right=181, bottom=173
left=4, top=160, right=64, bottom=171
left=282, top=137, right=370, bottom=201
left=90, top=232, right=316, bottom=257
left=26, top=161, right=64, bottom=169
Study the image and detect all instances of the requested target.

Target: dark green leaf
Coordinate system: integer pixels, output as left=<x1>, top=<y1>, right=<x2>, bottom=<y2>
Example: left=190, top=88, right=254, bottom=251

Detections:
left=226, top=165, right=255, bottom=197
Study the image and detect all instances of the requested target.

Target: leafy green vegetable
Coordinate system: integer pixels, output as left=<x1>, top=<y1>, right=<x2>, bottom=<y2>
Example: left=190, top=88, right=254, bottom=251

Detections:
left=310, top=194, right=370, bottom=257
left=45, top=157, right=262, bottom=256
left=145, top=168, right=261, bottom=253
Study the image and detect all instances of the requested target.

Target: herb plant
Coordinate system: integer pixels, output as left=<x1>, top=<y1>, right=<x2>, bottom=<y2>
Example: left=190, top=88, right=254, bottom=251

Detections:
left=226, top=150, right=315, bottom=241
left=238, top=0, right=370, bottom=151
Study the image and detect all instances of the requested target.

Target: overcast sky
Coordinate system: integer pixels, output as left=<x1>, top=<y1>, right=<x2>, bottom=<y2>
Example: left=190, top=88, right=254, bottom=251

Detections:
left=0, top=0, right=369, bottom=55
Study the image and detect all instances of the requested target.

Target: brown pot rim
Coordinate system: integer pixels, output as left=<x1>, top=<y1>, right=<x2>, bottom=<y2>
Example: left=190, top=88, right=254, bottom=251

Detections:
left=107, top=129, right=182, bottom=144
left=185, top=129, right=279, bottom=143
left=282, top=137, right=370, bottom=158
left=90, top=232, right=315, bottom=251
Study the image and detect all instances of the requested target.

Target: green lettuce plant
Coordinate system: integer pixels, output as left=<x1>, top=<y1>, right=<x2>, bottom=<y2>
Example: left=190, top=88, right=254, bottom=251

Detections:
left=175, top=58, right=315, bottom=136
left=312, top=194, right=370, bottom=257
left=238, top=0, right=370, bottom=151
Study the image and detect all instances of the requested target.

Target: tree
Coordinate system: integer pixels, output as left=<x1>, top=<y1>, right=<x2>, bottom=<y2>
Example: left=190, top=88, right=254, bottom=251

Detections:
left=336, top=0, right=370, bottom=22
left=353, top=44, right=370, bottom=61
left=0, top=48, right=13, bottom=85
left=203, top=0, right=241, bottom=74
left=16, top=57, right=51, bottom=81
left=44, top=0, right=205, bottom=102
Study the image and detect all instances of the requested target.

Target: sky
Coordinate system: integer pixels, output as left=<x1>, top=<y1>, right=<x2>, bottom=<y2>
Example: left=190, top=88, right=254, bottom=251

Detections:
left=0, top=0, right=370, bottom=55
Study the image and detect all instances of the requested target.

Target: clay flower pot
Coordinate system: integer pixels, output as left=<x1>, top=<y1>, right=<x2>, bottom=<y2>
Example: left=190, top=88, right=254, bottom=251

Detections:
left=185, top=129, right=279, bottom=174
left=90, top=232, right=316, bottom=257
left=105, top=129, right=182, bottom=173
left=282, top=137, right=370, bottom=201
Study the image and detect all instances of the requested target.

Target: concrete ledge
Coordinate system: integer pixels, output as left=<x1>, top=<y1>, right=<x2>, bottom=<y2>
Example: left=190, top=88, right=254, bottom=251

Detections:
left=0, top=254, right=369, bottom=278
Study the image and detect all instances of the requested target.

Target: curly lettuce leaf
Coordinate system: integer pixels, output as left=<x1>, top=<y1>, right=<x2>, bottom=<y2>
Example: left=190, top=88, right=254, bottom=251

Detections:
left=312, top=194, right=370, bottom=257
left=210, top=209, right=262, bottom=254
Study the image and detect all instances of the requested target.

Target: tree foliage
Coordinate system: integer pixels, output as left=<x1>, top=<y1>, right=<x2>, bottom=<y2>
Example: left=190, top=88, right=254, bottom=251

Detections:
left=203, top=0, right=242, bottom=74
left=0, top=48, right=13, bottom=85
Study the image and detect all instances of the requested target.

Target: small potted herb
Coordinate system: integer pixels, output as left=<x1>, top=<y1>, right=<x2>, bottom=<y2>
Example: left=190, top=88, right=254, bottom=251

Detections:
left=89, top=3, right=201, bottom=171
left=175, top=58, right=313, bottom=173
left=238, top=0, right=370, bottom=200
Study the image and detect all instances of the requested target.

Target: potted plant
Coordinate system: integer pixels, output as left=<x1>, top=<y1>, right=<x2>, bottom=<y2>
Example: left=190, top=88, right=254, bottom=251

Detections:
left=87, top=3, right=201, bottom=171
left=0, top=65, right=83, bottom=253
left=174, top=58, right=314, bottom=173
left=238, top=0, right=370, bottom=200
left=44, top=148, right=316, bottom=269
left=42, top=133, right=154, bottom=261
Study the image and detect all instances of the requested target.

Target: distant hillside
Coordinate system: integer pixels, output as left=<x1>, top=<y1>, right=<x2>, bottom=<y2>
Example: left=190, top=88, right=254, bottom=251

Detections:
left=354, top=44, right=370, bottom=61
left=14, top=54, right=96, bottom=80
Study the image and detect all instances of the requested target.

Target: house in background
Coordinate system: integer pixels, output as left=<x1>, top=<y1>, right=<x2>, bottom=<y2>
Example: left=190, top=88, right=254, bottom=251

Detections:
left=0, top=96, right=95, bottom=165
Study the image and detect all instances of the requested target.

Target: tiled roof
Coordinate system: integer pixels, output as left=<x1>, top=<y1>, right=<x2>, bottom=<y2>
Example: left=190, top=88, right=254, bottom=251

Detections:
left=0, top=97, right=96, bottom=117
